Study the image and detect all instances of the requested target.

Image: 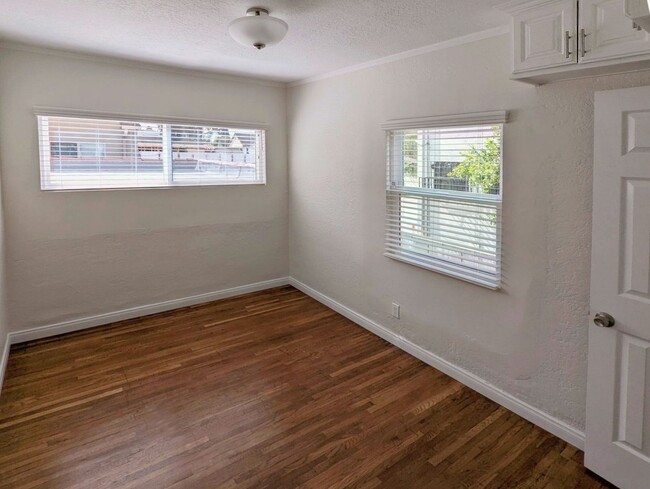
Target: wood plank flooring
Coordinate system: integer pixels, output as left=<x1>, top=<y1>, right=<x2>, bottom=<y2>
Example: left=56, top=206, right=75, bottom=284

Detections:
left=0, top=286, right=613, bottom=488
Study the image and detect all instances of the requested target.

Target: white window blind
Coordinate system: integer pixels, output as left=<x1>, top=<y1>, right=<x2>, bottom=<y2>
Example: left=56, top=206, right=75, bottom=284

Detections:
left=36, top=109, right=266, bottom=190
left=383, top=111, right=506, bottom=289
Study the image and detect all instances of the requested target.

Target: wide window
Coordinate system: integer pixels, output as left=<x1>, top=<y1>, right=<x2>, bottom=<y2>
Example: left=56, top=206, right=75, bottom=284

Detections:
left=36, top=109, right=266, bottom=190
left=383, top=112, right=506, bottom=289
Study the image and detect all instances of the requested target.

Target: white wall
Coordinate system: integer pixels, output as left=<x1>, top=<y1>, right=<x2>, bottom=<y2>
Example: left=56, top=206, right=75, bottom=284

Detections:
left=3, top=33, right=650, bottom=432
left=288, top=33, right=650, bottom=431
left=0, top=47, right=289, bottom=332
left=0, top=170, right=7, bottom=381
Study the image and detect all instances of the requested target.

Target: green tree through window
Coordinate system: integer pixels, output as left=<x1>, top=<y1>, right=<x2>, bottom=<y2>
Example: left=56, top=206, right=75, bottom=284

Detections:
left=447, top=126, right=501, bottom=195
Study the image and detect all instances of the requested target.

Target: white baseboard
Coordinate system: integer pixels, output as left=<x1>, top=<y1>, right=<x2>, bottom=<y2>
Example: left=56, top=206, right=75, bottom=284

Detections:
left=2, top=274, right=586, bottom=451
left=0, top=333, right=9, bottom=396
left=8, top=277, right=290, bottom=345
left=288, top=277, right=586, bottom=450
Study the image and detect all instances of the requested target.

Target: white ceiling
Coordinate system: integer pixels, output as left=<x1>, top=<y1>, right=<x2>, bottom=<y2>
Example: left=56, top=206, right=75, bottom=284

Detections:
left=0, top=0, right=510, bottom=83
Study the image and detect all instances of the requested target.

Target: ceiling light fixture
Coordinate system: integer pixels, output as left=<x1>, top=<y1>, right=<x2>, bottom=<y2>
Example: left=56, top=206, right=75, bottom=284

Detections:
left=228, top=7, right=288, bottom=50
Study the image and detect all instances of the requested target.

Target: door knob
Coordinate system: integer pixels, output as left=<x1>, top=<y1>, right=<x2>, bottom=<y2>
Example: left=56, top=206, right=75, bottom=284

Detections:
left=593, top=312, right=615, bottom=328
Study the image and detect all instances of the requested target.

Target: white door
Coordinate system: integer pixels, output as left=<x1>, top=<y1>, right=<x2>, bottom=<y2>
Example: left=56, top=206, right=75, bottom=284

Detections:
left=580, top=0, right=650, bottom=63
left=512, top=0, right=577, bottom=73
left=586, top=86, right=650, bottom=489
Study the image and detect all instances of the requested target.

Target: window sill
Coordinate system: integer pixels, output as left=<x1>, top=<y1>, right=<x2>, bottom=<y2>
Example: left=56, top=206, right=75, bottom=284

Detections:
left=384, top=251, right=501, bottom=290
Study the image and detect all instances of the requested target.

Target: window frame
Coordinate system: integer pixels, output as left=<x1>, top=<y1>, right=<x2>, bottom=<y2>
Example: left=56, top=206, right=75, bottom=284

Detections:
left=382, top=111, right=508, bottom=290
left=35, top=107, right=268, bottom=191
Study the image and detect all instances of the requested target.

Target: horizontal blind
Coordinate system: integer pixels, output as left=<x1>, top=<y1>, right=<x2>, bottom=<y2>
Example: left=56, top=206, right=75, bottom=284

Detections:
left=386, top=123, right=502, bottom=289
left=169, top=124, right=265, bottom=186
left=38, top=115, right=266, bottom=190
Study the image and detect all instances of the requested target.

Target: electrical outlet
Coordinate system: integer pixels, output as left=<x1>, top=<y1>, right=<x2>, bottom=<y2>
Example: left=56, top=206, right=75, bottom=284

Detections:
left=391, top=302, right=401, bottom=319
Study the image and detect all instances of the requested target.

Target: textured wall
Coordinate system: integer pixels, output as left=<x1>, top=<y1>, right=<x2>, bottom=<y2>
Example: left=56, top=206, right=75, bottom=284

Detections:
left=0, top=47, right=289, bottom=332
left=3, top=32, right=650, bottom=430
left=288, top=33, right=650, bottom=430
left=0, top=169, right=7, bottom=363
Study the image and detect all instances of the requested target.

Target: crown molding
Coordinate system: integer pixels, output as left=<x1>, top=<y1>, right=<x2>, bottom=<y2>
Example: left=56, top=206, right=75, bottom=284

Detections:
left=0, top=24, right=511, bottom=90
left=288, top=25, right=511, bottom=88
left=0, top=41, right=287, bottom=88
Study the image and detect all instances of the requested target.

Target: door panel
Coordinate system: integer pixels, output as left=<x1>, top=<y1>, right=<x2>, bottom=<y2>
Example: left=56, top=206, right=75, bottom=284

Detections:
left=616, top=334, right=650, bottom=453
left=626, top=111, right=650, bottom=153
left=587, top=86, right=650, bottom=489
left=580, top=0, right=650, bottom=63
left=513, top=0, right=577, bottom=72
left=621, top=179, right=650, bottom=300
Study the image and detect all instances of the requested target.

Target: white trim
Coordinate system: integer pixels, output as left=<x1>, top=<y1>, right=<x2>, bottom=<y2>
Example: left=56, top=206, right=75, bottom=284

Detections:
left=0, top=334, right=9, bottom=398
left=511, top=55, right=650, bottom=85
left=288, top=277, right=586, bottom=450
left=1, top=27, right=511, bottom=89
left=289, top=26, right=511, bottom=87
left=8, top=278, right=290, bottom=344
left=34, top=106, right=269, bottom=130
left=0, top=41, right=286, bottom=88
left=1, top=274, right=586, bottom=451
left=384, top=252, right=501, bottom=290
left=381, top=110, right=509, bottom=130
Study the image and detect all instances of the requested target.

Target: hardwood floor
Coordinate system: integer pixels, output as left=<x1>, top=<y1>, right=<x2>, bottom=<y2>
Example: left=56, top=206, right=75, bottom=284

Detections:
left=0, top=286, right=612, bottom=488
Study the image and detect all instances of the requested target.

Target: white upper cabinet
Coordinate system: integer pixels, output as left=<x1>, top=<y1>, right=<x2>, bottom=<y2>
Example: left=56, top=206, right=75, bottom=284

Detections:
left=513, top=0, right=577, bottom=72
left=499, top=0, right=650, bottom=83
left=626, top=0, right=650, bottom=31
left=580, top=0, right=650, bottom=63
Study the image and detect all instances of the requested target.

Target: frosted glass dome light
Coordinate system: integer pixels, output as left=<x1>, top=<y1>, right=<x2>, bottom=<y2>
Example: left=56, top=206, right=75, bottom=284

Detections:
left=228, top=7, right=288, bottom=50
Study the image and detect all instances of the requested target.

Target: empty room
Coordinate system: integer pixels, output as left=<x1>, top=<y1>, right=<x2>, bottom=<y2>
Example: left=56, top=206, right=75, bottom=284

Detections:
left=0, top=0, right=649, bottom=487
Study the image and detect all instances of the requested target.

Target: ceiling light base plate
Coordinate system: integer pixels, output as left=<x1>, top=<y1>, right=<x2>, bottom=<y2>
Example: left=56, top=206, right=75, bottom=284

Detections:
left=246, top=8, right=269, bottom=17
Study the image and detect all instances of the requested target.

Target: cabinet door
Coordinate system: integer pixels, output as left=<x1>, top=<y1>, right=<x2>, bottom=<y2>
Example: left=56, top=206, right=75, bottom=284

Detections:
left=513, top=0, right=577, bottom=73
left=580, top=0, right=650, bottom=63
